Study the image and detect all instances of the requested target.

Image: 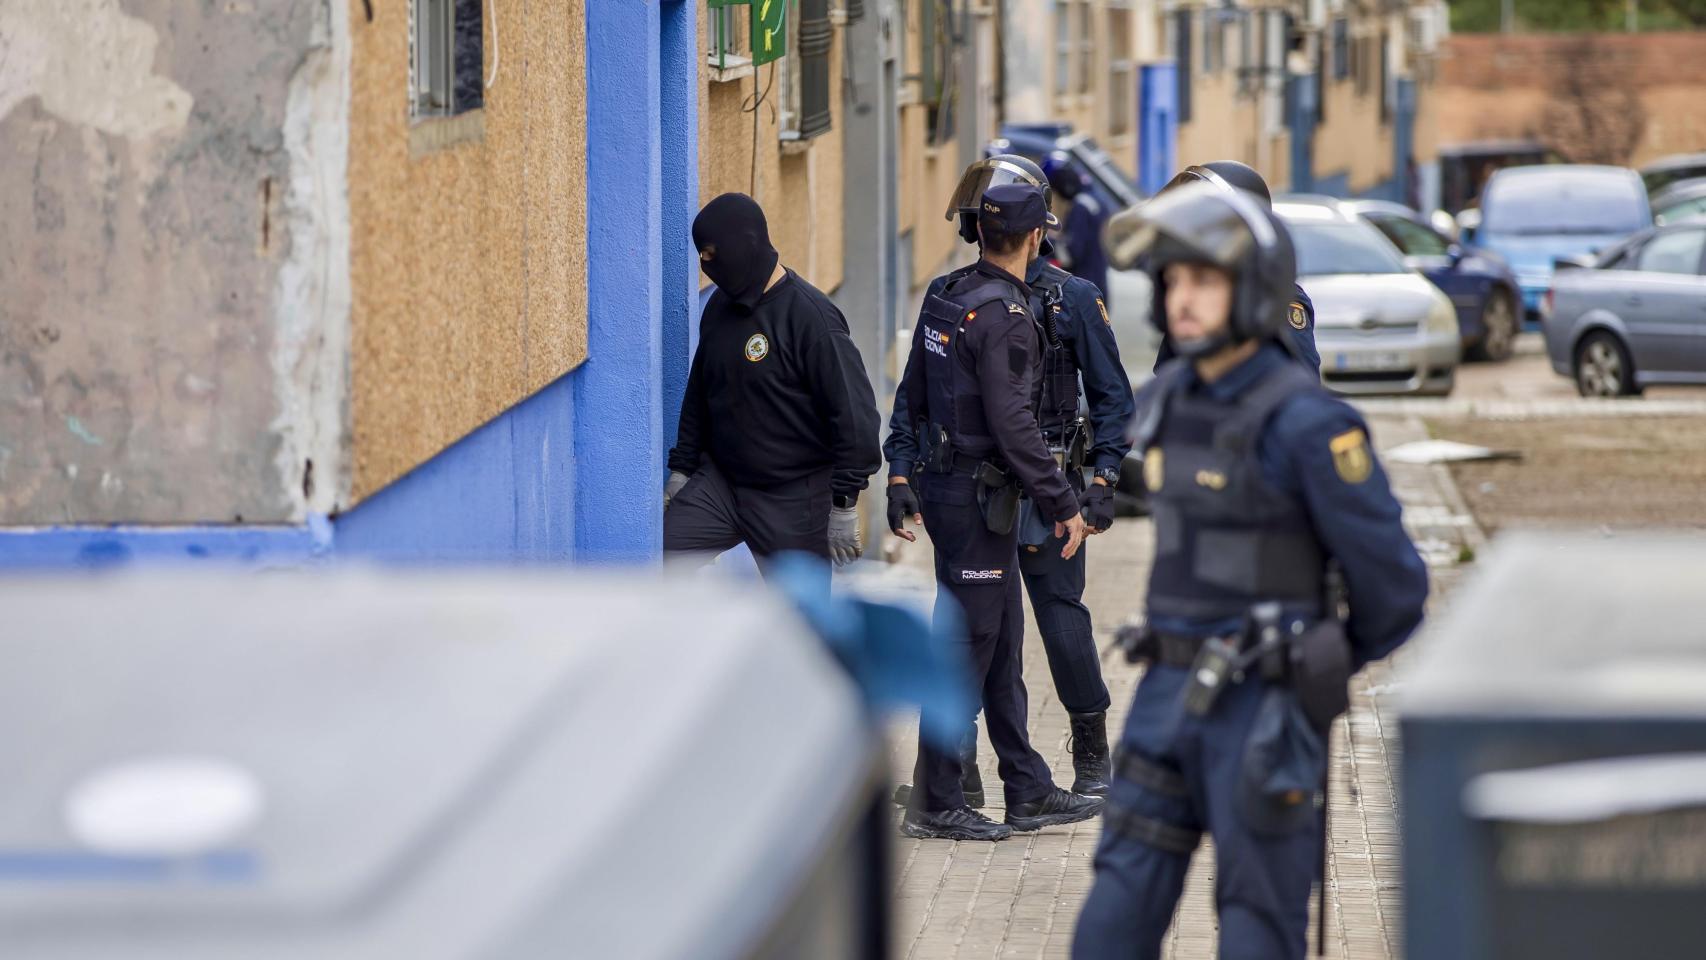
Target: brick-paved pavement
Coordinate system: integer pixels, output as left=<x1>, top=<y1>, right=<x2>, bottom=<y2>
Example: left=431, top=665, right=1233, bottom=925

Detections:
left=882, top=412, right=1483, bottom=960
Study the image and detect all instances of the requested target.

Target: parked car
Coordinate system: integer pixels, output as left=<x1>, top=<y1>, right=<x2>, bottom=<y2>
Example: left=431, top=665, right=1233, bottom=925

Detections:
left=1275, top=200, right=1461, bottom=396
left=1650, top=177, right=1706, bottom=225
left=1542, top=221, right=1706, bottom=397
left=988, top=124, right=1143, bottom=219
left=1460, top=165, right=1652, bottom=325
left=1341, top=199, right=1523, bottom=362
left=1639, top=151, right=1706, bottom=197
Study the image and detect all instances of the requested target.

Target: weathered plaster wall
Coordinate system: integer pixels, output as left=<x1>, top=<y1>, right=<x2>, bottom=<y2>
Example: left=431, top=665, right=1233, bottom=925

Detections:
left=0, top=0, right=342, bottom=524
left=347, top=0, right=588, bottom=503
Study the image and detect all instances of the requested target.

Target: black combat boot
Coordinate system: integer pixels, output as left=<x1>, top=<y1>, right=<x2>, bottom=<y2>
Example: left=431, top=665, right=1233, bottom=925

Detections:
left=900, top=806, right=1013, bottom=842
left=891, top=722, right=984, bottom=808
left=1067, top=711, right=1111, bottom=797
left=1004, top=787, right=1105, bottom=832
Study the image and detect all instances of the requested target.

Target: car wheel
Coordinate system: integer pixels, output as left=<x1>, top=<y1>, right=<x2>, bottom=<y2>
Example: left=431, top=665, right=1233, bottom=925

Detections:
left=1574, top=332, right=1639, bottom=398
left=1466, top=290, right=1517, bottom=363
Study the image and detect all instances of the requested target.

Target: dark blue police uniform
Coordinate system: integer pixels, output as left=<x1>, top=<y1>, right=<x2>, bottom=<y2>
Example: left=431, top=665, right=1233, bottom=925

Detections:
left=892, top=257, right=1082, bottom=814
left=1154, top=283, right=1321, bottom=374
left=890, top=261, right=1133, bottom=720
left=1072, top=342, right=1427, bottom=959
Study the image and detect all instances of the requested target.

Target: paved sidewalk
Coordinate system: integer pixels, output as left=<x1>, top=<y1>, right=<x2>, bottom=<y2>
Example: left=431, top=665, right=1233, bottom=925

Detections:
left=883, top=412, right=1482, bottom=960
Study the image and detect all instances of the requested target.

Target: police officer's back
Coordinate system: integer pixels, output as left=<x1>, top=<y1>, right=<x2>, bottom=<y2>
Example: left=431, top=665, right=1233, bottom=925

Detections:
left=1073, top=184, right=1428, bottom=959
left=886, top=183, right=1101, bottom=842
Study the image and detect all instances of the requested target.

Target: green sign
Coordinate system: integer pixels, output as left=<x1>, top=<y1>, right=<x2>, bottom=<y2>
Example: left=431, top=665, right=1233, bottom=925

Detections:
left=750, top=0, right=787, bottom=65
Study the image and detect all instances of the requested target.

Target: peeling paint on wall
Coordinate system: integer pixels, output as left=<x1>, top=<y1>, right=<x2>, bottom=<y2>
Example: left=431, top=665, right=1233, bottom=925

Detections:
left=272, top=0, right=352, bottom=517
left=0, top=0, right=327, bottom=524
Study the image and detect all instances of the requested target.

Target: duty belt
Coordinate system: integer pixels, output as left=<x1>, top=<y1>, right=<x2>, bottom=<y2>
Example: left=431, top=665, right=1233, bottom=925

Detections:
left=1152, top=632, right=1233, bottom=668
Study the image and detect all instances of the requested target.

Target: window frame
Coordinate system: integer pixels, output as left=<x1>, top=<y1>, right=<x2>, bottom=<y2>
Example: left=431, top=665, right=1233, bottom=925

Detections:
left=411, top=0, right=483, bottom=119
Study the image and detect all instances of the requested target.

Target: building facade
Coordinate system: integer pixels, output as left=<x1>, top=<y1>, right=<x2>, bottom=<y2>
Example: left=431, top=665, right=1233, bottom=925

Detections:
left=1, top=0, right=701, bottom=567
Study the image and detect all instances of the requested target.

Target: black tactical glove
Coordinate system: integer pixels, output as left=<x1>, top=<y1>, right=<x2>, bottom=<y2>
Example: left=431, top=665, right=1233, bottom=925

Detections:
left=887, top=480, right=923, bottom=541
left=1082, top=482, right=1116, bottom=532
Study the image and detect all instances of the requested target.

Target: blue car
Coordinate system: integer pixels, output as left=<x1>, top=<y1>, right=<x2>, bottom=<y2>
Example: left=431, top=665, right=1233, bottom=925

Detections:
left=1344, top=200, right=1524, bottom=362
left=1459, top=165, right=1652, bottom=326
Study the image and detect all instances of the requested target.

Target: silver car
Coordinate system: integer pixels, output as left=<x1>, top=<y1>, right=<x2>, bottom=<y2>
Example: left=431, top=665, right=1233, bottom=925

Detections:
left=1543, top=220, right=1706, bottom=397
left=1275, top=200, right=1462, bottom=396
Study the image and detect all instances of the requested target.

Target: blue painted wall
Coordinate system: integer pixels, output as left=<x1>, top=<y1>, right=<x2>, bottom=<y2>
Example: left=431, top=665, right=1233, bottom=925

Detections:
left=0, top=1, right=699, bottom=571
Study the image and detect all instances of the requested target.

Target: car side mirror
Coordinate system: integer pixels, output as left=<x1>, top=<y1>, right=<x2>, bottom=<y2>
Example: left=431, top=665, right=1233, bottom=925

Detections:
left=1429, top=209, right=1459, bottom=240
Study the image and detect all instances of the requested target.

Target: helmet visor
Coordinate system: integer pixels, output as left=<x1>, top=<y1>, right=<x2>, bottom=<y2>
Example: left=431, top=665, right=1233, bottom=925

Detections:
left=944, top=157, right=1048, bottom=221
left=1103, top=182, right=1262, bottom=271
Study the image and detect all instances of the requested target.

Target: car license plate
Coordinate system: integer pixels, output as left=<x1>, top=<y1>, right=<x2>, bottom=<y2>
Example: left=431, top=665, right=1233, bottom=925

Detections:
left=1335, top=351, right=1408, bottom=372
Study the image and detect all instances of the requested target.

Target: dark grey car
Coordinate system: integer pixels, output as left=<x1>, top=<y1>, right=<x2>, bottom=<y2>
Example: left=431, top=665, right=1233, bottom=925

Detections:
left=1542, top=220, right=1706, bottom=397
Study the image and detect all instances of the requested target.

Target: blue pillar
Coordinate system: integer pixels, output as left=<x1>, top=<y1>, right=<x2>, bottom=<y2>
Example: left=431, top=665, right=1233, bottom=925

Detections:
left=579, top=0, right=683, bottom=564
left=660, top=0, right=700, bottom=451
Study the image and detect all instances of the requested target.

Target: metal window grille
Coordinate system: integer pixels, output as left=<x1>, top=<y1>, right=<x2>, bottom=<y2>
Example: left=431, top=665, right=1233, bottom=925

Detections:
left=412, top=0, right=482, bottom=118
left=1108, top=2, right=1134, bottom=136
left=1078, top=0, right=1093, bottom=94
left=1055, top=3, right=1072, bottom=98
left=1332, top=17, right=1349, bottom=81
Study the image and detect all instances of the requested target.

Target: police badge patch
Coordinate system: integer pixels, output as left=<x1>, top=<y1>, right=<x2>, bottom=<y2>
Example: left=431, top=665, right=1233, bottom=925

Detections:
left=1329, top=428, right=1372, bottom=484
left=1288, top=301, right=1308, bottom=330
left=1097, top=298, right=1110, bottom=326
left=744, top=333, right=769, bottom=362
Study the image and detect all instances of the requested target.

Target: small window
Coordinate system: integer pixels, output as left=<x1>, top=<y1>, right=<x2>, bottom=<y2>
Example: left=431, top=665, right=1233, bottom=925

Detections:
left=1174, top=9, right=1192, bottom=123
left=1202, top=11, right=1220, bottom=74
left=412, top=0, right=483, bottom=118
left=1077, top=0, right=1093, bottom=94
left=708, top=5, right=751, bottom=73
left=1108, top=3, right=1134, bottom=137
left=1635, top=230, right=1706, bottom=275
left=922, top=0, right=953, bottom=145
left=1331, top=18, right=1349, bottom=81
left=1056, top=3, right=1073, bottom=98
left=1379, top=32, right=1391, bottom=124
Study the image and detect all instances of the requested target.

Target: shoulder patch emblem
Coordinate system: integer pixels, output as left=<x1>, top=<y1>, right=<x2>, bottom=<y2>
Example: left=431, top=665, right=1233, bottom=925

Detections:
left=1143, top=447, right=1164, bottom=493
left=1007, top=302, right=1027, bottom=315
left=1289, top=301, right=1308, bottom=331
left=744, top=333, right=769, bottom=362
left=1097, top=298, right=1110, bottom=326
left=1330, top=428, right=1372, bottom=484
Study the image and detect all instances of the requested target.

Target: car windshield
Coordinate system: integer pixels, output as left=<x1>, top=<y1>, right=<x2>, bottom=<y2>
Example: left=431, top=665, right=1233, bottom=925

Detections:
left=1286, top=218, right=1408, bottom=276
left=1483, top=172, right=1648, bottom=235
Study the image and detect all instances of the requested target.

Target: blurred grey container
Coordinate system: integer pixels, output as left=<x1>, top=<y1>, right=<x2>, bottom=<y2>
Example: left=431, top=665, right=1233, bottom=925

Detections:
left=1401, top=534, right=1706, bottom=960
left=0, top=569, right=888, bottom=960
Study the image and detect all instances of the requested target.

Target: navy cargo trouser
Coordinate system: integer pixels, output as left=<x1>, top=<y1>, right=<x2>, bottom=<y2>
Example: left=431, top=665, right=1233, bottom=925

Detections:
left=1018, top=533, right=1111, bottom=714
left=911, top=472, right=1055, bottom=811
left=1073, top=666, right=1321, bottom=960
left=663, top=459, right=832, bottom=562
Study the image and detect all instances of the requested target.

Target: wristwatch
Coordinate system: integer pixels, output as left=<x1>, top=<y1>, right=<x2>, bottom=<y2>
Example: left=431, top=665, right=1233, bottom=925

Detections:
left=833, top=493, right=857, bottom=509
left=1093, top=467, right=1120, bottom=487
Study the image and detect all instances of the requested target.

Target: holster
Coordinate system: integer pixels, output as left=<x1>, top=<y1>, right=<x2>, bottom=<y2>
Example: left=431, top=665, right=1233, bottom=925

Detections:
left=921, top=421, right=954, bottom=474
left=1288, top=619, right=1352, bottom=733
left=974, top=461, right=1020, bottom=535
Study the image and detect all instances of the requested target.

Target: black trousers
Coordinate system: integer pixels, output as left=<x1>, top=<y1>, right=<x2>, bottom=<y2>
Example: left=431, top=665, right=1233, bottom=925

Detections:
left=911, top=472, right=1054, bottom=811
left=663, top=460, right=832, bottom=561
left=1018, top=535, right=1112, bottom=714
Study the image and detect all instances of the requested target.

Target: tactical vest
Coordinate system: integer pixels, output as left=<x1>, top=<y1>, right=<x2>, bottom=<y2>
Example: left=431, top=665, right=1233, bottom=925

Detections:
left=1029, top=263, right=1081, bottom=444
left=1137, top=359, right=1327, bottom=623
left=915, top=267, right=1031, bottom=463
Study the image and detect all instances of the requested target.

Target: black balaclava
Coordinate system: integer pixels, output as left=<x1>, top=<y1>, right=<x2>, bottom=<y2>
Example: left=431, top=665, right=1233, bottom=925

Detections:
left=693, top=193, right=780, bottom=309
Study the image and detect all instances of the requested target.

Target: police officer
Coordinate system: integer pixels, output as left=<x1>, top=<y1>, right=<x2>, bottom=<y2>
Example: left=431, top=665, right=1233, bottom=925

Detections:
left=886, top=182, right=1104, bottom=841
left=665, top=193, right=881, bottom=567
left=1150, top=161, right=1321, bottom=373
left=890, top=154, right=1134, bottom=804
left=1072, top=184, right=1428, bottom=958
left=1043, top=152, right=1113, bottom=308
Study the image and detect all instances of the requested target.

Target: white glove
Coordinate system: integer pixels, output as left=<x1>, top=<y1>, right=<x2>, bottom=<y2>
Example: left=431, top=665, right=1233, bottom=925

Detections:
left=828, top=504, right=863, bottom=566
left=663, top=471, right=690, bottom=508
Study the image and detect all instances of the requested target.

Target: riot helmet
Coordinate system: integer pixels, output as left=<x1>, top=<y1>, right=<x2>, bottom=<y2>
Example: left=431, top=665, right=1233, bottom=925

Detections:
left=1160, top=160, right=1273, bottom=209
left=1103, top=181, right=1296, bottom=358
left=947, top=154, right=1052, bottom=245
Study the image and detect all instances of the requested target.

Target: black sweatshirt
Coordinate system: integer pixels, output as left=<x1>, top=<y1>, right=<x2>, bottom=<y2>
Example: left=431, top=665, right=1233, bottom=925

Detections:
left=669, top=270, right=882, bottom=502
